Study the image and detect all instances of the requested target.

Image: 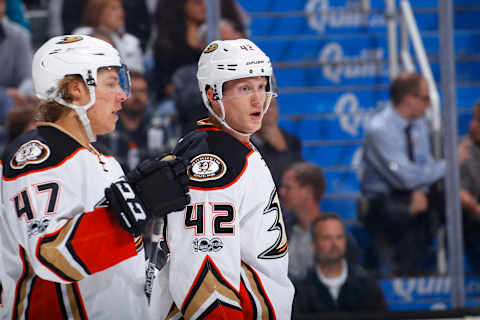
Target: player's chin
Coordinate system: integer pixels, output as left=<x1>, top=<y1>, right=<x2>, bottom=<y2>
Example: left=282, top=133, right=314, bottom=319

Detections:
left=97, top=122, right=117, bottom=136
left=247, top=119, right=262, bottom=132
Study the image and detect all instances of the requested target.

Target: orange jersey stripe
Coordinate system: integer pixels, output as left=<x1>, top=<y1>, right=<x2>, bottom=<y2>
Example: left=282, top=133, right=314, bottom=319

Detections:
left=69, top=207, right=137, bottom=274
left=26, top=278, right=66, bottom=319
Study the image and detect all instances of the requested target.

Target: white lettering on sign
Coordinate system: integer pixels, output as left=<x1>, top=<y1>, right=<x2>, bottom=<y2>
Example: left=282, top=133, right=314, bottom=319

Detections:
left=319, top=42, right=387, bottom=84
left=306, top=0, right=386, bottom=33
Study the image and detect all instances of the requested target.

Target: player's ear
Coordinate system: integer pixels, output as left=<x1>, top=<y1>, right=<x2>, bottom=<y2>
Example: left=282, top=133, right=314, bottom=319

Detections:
left=206, top=87, right=215, bottom=104
left=67, top=78, right=88, bottom=104
left=206, top=87, right=221, bottom=113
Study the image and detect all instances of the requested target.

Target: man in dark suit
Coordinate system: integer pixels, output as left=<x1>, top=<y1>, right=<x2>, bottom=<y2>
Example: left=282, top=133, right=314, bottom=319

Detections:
left=293, top=213, right=387, bottom=314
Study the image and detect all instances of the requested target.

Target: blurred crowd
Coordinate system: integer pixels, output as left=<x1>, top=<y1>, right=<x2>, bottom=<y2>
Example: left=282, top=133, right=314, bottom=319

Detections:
left=2, top=0, right=480, bottom=316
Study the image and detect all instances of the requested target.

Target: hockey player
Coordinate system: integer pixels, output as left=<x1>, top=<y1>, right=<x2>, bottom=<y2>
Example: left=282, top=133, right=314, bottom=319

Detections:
left=150, top=39, right=295, bottom=319
left=0, top=35, right=190, bottom=319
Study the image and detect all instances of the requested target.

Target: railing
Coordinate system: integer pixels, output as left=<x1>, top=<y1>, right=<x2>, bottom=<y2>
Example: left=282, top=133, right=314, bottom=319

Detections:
left=399, top=0, right=442, bottom=160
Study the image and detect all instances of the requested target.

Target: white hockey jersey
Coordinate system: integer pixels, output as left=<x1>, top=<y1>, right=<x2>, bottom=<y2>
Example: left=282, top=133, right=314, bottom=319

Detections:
left=150, top=121, right=294, bottom=319
left=0, top=123, right=149, bottom=320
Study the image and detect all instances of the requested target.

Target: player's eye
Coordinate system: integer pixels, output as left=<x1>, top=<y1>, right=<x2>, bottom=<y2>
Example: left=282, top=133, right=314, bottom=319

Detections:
left=237, top=85, right=252, bottom=96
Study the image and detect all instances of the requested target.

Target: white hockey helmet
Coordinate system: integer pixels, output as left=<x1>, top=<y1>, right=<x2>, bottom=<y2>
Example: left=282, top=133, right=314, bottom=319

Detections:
left=197, top=38, right=276, bottom=136
left=32, top=35, right=131, bottom=142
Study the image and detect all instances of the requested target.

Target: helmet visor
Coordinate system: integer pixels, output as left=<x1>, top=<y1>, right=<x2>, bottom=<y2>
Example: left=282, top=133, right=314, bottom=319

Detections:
left=118, top=64, right=131, bottom=98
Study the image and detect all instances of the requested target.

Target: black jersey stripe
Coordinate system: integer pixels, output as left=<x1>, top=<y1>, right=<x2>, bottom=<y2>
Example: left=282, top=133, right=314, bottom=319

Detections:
left=66, top=216, right=92, bottom=275
left=55, top=283, right=69, bottom=319
left=241, top=262, right=276, bottom=320
left=241, top=277, right=258, bottom=320
left=12, top=246, right=33, bottom=320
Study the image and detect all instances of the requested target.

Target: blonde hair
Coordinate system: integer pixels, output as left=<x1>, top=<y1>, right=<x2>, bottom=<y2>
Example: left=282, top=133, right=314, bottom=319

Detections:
left=36, top=75, right=83, bottom=122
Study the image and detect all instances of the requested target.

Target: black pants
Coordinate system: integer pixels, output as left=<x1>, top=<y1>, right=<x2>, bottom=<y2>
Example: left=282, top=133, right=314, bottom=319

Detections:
left=363, top=190, right=443, bottom=276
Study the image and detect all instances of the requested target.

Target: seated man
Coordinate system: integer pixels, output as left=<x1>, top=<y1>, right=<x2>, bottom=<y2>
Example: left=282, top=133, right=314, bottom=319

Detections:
left=293, top=213, right=387, bottom=313
left=361, top=72, right=445, bottom=276
left=280, top=161, right=360, bottom=280
left=459, top=101, right=480, bottom=273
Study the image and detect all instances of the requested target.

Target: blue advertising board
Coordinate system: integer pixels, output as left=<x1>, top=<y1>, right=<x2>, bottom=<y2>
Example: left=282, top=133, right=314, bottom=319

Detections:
left=380, top=276, right=480, bottom=311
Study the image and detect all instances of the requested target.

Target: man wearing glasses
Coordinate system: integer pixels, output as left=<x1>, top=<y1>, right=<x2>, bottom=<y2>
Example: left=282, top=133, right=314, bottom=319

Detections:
left=361, top=72, right=445, bottom=276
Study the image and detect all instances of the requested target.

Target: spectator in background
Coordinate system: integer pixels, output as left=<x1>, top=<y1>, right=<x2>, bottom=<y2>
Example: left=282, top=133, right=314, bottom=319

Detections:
left=280, top=162, right=360, bottom=280
left=0, top=0, right=35, bottom=120
left=122, top=0, right=150, bottom=51
left=172, top=18, right=244, bottom=135
left=73, top=0, right=144, bottom=73
left=293, top=213, right=387, bottom=314
left=6, top=0, right=29, bottom=31
left=5, top=104, right=36, bottom=142
left=253, top=96, right=303, bottom=187
left=49, top=0, right=150, bottom=51
left=361, top=72, right=445, bottom=276
left=460, top=101, right=480, bottom=273
left=153, top=0, right=248, bottom=103
left=152, top=0, right=206, bottom=102
left=97, top=71, right=178, bottom=171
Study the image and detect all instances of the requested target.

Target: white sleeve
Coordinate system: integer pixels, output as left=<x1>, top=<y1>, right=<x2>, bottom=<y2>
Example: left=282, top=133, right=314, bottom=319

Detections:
left=2, top=170, right=138, bottom=284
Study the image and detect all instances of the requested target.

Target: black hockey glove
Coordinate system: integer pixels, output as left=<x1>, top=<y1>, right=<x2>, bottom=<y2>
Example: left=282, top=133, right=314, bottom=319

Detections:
left=105, top=178, right=149, bottom=234
left=126, top=154, right=191, bottom=218
left=105, top=155, right=190, bottom=235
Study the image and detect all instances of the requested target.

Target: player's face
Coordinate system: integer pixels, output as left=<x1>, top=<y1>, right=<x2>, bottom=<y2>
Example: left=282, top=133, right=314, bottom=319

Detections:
left=88, top=69, right=127, bottom=135
left=279, top=169, right=306, bottom=213
left=312, top=219, right=346, bottom=266
left=220, top=77, right=268, bottom=135
left=99, top=1, right=125, bottom=32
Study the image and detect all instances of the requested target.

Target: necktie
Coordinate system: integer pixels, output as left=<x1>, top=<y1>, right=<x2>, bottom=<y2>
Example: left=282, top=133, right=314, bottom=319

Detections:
left=405, top=123, right=415, bottom=162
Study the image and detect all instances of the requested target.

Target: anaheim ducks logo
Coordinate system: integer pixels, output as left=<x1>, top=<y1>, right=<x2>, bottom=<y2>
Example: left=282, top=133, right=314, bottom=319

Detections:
left=56, top=36, right=83, bottom=44
left=11, top=140, right=50, bottom=169
left=258, top=189, right=288, bottom=260
left=204, top=43, right=218, bottom=53
left=189, top=154, right=226, bottom=181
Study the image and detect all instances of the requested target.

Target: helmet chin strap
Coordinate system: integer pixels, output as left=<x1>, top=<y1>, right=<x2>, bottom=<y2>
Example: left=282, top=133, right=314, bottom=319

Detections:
left=205, top=94, right=274, bottom=138
left=55, top=86, right=97, bottom=142
left=206, top=100, right=251, bottom=137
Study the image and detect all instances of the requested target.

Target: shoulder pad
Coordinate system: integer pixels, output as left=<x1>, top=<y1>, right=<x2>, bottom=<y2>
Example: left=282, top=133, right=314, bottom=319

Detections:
left=173, top=130, right=209, bottom=161
left=3, top=125, right=84, bottom=179
left=175, top=129, right=252, bottom=189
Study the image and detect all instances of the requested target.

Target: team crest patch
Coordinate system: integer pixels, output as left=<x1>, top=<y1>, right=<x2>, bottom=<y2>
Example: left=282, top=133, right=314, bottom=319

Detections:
left=189, top=154, right=226, bottom=181
left=10, top=140, right=50, bottom=169
left=204, top=43, right=218, bottom=53
left=56, top=36, right=83, bottom=44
